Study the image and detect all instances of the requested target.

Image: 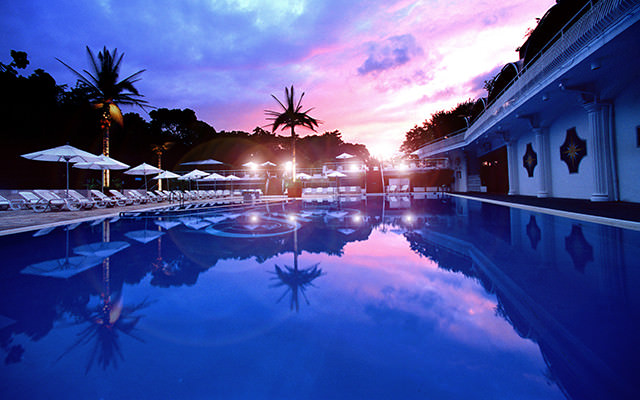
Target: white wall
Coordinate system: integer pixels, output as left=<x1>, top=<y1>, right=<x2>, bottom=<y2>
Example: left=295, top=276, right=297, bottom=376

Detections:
left=614, top=79, right=640, bottom=202
left=547, top=107, right=593, bottom=199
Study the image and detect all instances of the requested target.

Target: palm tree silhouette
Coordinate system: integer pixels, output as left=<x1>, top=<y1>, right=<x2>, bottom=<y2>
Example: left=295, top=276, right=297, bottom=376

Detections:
left=151, top=142, right=174, bottom=190
left=58, top=46, right=147, bottom=187
left=266, top=86, right=319, bottom=184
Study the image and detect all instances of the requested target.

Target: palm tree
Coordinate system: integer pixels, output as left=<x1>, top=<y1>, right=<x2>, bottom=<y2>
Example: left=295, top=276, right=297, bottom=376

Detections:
left=58, top=46, right=147, bottom=187
left=151, top=142, right=174, bottom=190
left=265, top=86, right=319, bottom=187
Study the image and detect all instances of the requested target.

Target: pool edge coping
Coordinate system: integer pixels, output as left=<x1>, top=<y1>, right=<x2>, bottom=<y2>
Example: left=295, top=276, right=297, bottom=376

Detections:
left=448, top=193, right=640, bottom=231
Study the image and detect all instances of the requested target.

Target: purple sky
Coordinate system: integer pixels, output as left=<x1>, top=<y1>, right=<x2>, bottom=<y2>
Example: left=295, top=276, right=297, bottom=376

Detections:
left=1, top=0, right=554, bottom=158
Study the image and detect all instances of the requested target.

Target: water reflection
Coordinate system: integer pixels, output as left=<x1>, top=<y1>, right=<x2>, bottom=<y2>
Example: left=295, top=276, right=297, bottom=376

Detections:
left=0, top=197, right=637, bottom=398
left=271, top=225, right=324, bottom=312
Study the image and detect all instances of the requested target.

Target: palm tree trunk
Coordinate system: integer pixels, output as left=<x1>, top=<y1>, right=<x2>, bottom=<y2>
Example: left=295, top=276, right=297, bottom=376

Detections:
left=291, top=125, right=296, bottom=181
left=102, top=121, right=110, bottom=188
left=157, top=152, right=163, bottom=191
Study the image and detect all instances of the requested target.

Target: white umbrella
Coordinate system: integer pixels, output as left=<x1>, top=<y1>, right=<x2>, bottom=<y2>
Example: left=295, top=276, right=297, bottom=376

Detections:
left=261, top=161, right=277, bottom=167
left=124, top=163, right=162, bottom=190
left=154, top=170, right=181, bottom=180
left=73, top=154, right=130, bottom=192
left=181, top=159, right=224, bottom=166
left=125, top=229, right=164, bottom=244
left=225, top=174, right=241, bottom=180
left=200, top=172, right=226, bottom=181
left=336, top=153, right=355, bottom=159
left=326, top=171, right=347, bottom=178
left=296, top=172, right=312, bottom=180
left=179, top=169, right=209, bottom=190
left=326, top=170, right=347, bottom=194
left=21, top=144, right=101, bottom=196
left=73, top=241, right=130, bottom=258
left=153, top=170, right=181, bottom=191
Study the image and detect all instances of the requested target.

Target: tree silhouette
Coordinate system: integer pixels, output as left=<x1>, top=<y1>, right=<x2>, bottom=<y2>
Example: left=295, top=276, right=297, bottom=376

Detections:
left=57, top=46, right=147, bottom=186
left=266, top=86, right=320, bottom=182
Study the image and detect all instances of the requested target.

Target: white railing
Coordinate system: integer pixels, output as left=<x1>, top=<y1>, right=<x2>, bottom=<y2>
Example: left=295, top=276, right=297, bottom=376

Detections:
left=419, top=0, right=640, bottom=157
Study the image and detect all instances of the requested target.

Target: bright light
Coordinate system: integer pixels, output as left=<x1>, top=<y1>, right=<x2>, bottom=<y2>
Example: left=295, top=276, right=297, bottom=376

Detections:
left=398, top=163, right=408, bottom=170
left=352, top=214, right=362, bottom=223
left=287, top=214, right=296, bottom=221
left=283, top=161, right=293, bottom=171
left=249, top=214, right=259, bottom=223
left=349, top=164, right=359, bottom=172
left=250, top=163, right=258, bottom=171
left=403, top=214, right=414, bottom=223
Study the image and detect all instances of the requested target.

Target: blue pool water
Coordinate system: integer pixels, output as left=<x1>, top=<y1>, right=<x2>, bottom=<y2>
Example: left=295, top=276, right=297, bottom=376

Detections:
left=0, top=197, right=638, bottom=399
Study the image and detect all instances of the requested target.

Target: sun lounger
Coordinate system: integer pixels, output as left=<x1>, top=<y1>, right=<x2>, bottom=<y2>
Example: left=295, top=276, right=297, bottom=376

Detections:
left=124, top=190, right=150, bottom=204
left=0, top=194, right=23, bottom=210
left=67, top=189, right=104, bottom=209
left=400, top=184, right=409, bottom=193
left=388, top=185, right=397, bottom=193
left=33, top=190, right=83, bottom=211
left=110, top=189, right=140, bottom=205
left=89, top=189, right=121, bottom=207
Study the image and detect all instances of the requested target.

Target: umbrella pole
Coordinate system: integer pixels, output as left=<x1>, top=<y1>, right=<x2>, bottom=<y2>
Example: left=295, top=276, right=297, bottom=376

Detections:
left=65, top=159, right=70, bottom=197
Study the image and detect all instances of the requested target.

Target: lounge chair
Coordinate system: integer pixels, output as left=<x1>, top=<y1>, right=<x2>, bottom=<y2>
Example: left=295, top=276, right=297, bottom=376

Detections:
left=109, top=189, right=138, bottom=205
left=400, top=184, right=409, bottom=193
left=90, top=189, right=122, bottom=207
left=0, top=194, right=23, bottom=210
left=19, top=192, right=50, bottom=212
left=124, top=190, right=150, bottom=204
left=67, top=189, right=102, bottom=209
left=388, top=185, right=397, bottom=193
left=33, top=190, right=82, bottom=211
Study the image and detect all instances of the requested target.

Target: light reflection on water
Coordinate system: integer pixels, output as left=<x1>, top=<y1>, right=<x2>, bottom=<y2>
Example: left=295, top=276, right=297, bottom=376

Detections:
left=0, top=196, right=638, bottom=399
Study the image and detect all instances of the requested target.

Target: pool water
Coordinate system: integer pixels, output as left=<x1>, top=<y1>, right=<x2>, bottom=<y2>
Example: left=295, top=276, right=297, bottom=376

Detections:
left=0, top=197, right=638, bottom=399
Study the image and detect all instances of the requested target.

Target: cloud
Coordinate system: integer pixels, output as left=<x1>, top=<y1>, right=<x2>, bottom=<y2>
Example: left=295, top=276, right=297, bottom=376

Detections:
left=467, top=64, right=504, bottom=93
left=357, top=34, right=423, bottom=76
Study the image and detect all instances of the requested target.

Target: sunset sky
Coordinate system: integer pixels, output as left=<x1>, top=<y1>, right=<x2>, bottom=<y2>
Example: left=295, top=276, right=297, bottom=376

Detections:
left=1, top=0, right=555, bottom=158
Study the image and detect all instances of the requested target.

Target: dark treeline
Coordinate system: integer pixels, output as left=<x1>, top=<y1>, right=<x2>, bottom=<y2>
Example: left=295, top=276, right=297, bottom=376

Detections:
left=0, top=51, right=370, bottom=190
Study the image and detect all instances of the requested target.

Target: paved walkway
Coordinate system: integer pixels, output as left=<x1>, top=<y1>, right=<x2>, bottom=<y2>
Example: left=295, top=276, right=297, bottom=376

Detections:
left=451, top=192, right=640, bottom=231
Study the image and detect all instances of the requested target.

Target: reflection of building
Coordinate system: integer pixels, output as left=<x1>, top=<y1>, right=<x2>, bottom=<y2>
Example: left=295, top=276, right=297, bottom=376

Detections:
left=405, top=199, right=640, bottom=399
left=415, top=1, right=640, bottom=202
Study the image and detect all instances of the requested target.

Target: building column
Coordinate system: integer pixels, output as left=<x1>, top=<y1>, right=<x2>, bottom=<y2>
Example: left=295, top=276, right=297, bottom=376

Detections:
left=534, top=128, right=550, bottom=198
left=506, top=139, right=519, bottom=195
left=585, top=102, right=615, bottom=202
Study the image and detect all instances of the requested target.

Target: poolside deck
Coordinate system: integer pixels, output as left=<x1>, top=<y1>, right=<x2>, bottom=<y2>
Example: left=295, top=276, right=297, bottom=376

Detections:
left=1, top=193, right=639, bottom=235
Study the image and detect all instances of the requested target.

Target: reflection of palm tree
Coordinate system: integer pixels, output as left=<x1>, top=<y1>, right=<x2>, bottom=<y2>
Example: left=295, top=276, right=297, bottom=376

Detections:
left=266, top=86, right=319, bottom=182
left=58, top=46, right=147, bottom=187
left=58, top=220, right=151, bottom=373
left=271, top=226, right=324, bottom=311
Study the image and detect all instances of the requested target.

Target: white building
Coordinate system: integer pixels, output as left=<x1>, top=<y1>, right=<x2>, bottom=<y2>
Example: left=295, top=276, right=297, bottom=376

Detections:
left=414, top=0, right=640, bottom=203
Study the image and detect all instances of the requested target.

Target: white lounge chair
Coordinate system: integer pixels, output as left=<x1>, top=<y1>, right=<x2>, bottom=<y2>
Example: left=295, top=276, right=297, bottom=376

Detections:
left=109, top=190, right=138, bottom=205
left=90, top=189, right=122, bottom=207
left=67, top=190, right=101, bottom=209
left=19, top=191, right=49, bottom=212
left=33, top=190, right=82, bottom=211
left=0, top=194, right=23, bottom=210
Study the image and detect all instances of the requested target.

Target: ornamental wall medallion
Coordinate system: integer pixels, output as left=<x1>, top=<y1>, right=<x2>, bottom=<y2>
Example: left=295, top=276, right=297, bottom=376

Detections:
left=564, top=224, right=593, bottom=273
left=560, top=127, right=587, bottom=174
left=526, top=215, right=541, bottom=250
left=522, top=143, right=537, bottom=177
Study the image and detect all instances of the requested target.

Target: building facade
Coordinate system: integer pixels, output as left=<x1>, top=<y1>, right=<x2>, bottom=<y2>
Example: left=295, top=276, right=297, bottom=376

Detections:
left=415, top=0, right=640, bottom=203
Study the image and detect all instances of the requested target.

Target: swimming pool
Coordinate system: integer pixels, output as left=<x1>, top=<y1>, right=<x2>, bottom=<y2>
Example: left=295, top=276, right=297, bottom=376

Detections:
left=0, top=196, right=638, bottom=399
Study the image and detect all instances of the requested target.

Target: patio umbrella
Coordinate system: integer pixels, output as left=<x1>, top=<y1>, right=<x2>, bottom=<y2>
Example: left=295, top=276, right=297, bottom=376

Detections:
left=21, top=228, right=103, bottom=279
left=225, top=174, right=241, bottom=193
left=261, top=161, right=277, bottom=167
left=124, top=163, right=162, bottom=191
left=296, top=172, right=312, bottom=180
left=326, top=170, right=347, bottom=194
left=153, top=170, right=181, bottom=191
left=336, top=153, right=355, bottom=159
left=21, top=144, right=101, bottom=196
left=180, top=159, right=224, bottom=166
left=73, top=154, right=130, bottom=192
left=125, top=229, right=165, bottom=244
left=73, top=241, right=130, bottom=258
left=179, top=169, right=209, bottom=190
